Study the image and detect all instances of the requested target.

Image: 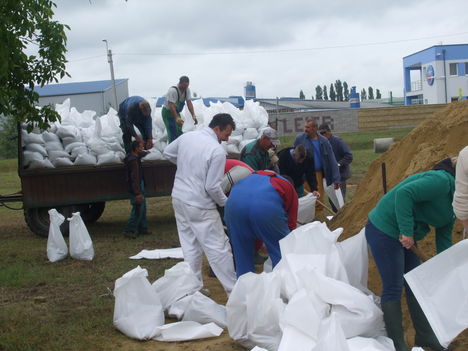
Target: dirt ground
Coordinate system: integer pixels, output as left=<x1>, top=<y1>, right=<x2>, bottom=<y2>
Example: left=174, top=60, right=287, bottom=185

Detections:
left=119, top=101, right=468, bottom=350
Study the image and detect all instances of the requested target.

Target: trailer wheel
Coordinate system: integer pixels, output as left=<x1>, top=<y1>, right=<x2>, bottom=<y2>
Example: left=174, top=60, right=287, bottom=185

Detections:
left=24, top=206, right=76, bottom=238
left=79, top=202, right=106, bottom=223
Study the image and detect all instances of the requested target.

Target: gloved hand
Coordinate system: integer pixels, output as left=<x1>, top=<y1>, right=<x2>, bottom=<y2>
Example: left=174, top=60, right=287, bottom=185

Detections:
left=176, top=116, right=184, bottom=126
left=268, top=148, right=279, bottom=165
left=193, top=116, right=198, bottom=125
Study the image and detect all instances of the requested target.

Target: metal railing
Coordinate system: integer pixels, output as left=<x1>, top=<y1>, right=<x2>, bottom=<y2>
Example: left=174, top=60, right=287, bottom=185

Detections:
left=410, top=80, right=422, bottom=91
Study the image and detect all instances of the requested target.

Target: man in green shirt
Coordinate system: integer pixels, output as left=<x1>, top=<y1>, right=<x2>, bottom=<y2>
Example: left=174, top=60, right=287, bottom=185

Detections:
left=240, top=127, right=280, bottom=171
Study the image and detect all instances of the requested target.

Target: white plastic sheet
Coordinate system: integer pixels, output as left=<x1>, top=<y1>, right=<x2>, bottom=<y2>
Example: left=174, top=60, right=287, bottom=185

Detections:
left=68, top=212, right=94, bottom=261
left=152, top=321, right=222, bottom=342
left=404, top=239, right=468, bottom=348
left=152, top=262, right=202, bottom=310
left=129, top=247, right=184, bottom=260
left=347, top=336, right=396, bottom=351
left=113, top=266, right=164, bottom=340
left=47, top=209, right=68, bottom=262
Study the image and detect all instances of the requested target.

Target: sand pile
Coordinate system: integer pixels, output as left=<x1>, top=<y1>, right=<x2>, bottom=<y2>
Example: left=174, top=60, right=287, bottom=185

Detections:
left=330, top=100, right=468, bottom=240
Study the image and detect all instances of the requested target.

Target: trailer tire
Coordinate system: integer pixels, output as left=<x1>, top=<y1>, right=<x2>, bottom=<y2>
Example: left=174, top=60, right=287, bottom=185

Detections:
left=24, top=206, right=76, bottom=238
left=79, top=202, right=106, bottom=223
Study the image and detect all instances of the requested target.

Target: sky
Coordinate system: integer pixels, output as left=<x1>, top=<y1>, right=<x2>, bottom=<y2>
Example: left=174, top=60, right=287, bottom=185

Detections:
left=51, top=0, right=468, bottom=100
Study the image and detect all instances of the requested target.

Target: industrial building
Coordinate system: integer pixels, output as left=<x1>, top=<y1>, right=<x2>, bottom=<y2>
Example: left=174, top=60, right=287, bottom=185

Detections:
left=403, top=44, right=468, bottom=105
left=34, top=79, right=129, bottom=116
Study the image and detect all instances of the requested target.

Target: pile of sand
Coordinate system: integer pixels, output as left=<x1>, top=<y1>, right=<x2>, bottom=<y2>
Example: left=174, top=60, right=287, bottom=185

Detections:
left=329, top=100, right=468, bottom=350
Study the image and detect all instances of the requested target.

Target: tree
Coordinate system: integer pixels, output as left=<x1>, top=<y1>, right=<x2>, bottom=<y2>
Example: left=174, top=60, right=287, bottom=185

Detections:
left=343, top=81, right=349, bottom=101
left=315, top=85, right=323, bottom=100
left=376, top=89, right=382, bottom=99
left=1, top=1, right=69, bottom=131
left=323, top=85, right=328, bottom=101
left=299, top=90, right=305, bottom=99
left=0, top=115, right=18, bottom=159
left=361, top=88, right=367, bottom=100
left=329, top=84, right=336, bottom=101
left=334, top=80, right=343, bottom=101
left=368, top=86, right=374, bottom=100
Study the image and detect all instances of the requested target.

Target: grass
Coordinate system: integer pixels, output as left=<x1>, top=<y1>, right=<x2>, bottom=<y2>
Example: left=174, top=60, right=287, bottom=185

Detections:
left=0, top=127, right=413, bottom=351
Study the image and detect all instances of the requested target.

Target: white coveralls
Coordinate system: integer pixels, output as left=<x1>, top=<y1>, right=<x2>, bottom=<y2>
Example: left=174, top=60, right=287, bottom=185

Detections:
left=163, top=127, right=236, bottom=293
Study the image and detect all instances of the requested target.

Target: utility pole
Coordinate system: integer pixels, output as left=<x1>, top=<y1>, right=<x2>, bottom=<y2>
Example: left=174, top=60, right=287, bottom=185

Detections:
left=102, top=39, right=118, bottom=110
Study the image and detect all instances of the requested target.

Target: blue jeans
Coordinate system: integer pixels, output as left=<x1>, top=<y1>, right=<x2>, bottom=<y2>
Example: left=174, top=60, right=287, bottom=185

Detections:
left=125, top=182, right=148, bottom=233
left=365, top=220, right=420, bottom=303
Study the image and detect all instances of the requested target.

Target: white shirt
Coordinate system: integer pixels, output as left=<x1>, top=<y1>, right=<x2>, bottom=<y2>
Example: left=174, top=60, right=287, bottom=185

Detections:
left=453, top=146, right=468, bottom=220
left=163, top=86, right=192, bottom=108
left=163, top=127, right=227, bottom=209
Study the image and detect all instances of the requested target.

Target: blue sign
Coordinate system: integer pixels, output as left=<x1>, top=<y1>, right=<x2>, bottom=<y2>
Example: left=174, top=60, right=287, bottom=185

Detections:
left=426, top=65, right=434, bottom=86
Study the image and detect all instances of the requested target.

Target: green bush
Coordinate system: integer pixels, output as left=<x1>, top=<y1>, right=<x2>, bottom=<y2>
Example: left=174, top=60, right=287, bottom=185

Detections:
left=0, top=115, right=18, bottom=159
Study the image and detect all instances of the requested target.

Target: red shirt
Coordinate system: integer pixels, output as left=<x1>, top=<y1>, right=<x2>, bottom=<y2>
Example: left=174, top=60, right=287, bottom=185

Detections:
left=225, top=159, right=254, bottom=173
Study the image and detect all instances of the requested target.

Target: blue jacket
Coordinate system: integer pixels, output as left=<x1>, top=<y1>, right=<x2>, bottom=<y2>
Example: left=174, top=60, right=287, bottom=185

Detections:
left=118, top=96, right=152, bottom=140
left=328, top=135, right=353, bottom=181
left=294, top=133, right=340, bottom=186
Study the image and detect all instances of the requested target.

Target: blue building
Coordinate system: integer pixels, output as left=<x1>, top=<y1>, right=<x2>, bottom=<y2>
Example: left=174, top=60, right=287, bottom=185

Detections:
left=403, top=44, right=468, bottom=105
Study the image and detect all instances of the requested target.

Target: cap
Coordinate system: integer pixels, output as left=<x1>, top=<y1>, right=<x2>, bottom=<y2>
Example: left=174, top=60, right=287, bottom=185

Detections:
left=221, top=165, right=252, bottom=194
left=260, top=127, right=280, bottom=146
left=318, top=123, right=331, bottom=133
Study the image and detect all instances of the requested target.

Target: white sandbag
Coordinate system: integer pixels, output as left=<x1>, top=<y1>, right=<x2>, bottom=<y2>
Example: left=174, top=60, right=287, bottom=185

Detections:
left=347, top=336, right=396, bottom=351
left=47, top=209, right=68, bottom=262
left=62, top=135, right=82, bottom=147
left=181, top=108, right=197, bottom=133
left=22, top=130, right=45, bottom=145
left=324, top=179, right=344, bottom=210
left=337, top=228, right=371, bottom=294
left=79, top=110, right=96, bottom=128
left=55, top=98, right=70, bottom=120
left=74, top=153, right=97, bottom=166
left=70, top=146, right=88, bottom=159
left=129, top=247, right=184, bottom=260
left=22, top=151, right=44, bottom=167
left=311, top=312, right=350, bottom=351
left=64, top=141, right=86, bottom=153
left=107, top=141, right=124, bottom=153
left=182, top=291, right=227, bottom=328
left=28, top=158, right=54, bottom=169
left=142, top=149, right=163, bottom=162
left=243, top=127, right=259, bottom=140
left=48, top=150, right=71, bottom=162
left=68, top=212, right=94, bottom=261
left=167, top=294, right=192, bottom=319
left=228, top=135, right=243, bottom=146
left=153, top=139, right=167, bottom=154
left=152, top=262, right=202, bottom=310
left=227, top=272, right=285, bottom=351
left=251, top=347, right=269, bottom=351
left=53, top=157, right=74, bottom=167
left=152, top=321, right=223, bottom=342
left=25, top=143, right=48, bottom=156
left=113, top=266, right=164, bottom=340
left=297, top=269, right=385, bottom=339
left=87, top=138, right=109, bottom=155
left=404, top=239, right=468, bottom=348
left=45, top=141, right=64, bottom=153
left=278, top=289, right=329, bottom=351
left=226, top=143, right=240, bottom=154
left=96, top=151, right=120, bottom=165
left=297, top=193, right=317, bottom=225
left=56, top=124, right=79, bottom=139
left=42, top=131, right=61, bottom=143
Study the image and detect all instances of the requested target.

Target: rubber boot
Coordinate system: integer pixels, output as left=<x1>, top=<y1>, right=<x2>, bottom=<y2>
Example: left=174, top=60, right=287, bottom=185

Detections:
left=406, top=290, right=447, bottom=351
left=381, top=300, right=410, bottom=351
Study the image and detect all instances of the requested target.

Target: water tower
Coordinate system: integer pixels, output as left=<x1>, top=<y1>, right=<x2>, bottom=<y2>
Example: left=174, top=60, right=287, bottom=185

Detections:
left=244, top=81, right=256, bottom=100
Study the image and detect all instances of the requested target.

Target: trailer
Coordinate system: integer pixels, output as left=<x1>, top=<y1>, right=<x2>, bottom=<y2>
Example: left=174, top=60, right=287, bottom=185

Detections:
left=0, top=127, right=176, bottom=237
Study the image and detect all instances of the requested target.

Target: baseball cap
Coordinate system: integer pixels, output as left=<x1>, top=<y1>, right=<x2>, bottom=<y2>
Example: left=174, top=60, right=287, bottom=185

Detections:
left=318, top=123, right=331, bottom=134
left=260, top=127, right=280, bottom=146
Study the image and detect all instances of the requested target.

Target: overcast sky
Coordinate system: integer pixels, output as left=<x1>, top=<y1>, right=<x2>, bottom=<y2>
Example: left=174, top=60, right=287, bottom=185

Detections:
left=52, top=0, right=468, bottom=100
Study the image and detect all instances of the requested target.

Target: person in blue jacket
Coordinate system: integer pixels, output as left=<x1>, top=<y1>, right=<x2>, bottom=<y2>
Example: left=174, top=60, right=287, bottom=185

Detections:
left=118, top=96, right=153, bottom=153
left=224, top=171, right=298, bottom=277
left=294, top=119, right=340, bottom=214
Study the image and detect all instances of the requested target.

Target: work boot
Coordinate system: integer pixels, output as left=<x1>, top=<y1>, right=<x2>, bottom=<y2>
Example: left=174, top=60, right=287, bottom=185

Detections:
left=406, top=290, right=448, bottom=351
left=381, top=300, right=410, bottom=351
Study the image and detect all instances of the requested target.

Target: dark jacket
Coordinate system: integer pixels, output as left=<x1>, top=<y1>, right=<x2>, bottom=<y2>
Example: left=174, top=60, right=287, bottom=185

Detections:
left=240, top=140, right=270, bottom=171
left=328, top=135, right=353, bottom=181
left=124, top=152, right=146, bottom=195
left=118, top=96, right=152, bottom=141
left=277, top=147, right=318, bottom=191
left=294, top=133, right=340, bottom=186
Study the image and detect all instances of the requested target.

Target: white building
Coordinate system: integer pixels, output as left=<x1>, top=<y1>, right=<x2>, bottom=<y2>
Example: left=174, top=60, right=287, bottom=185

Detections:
left=34, top=79, right=129, bottom=116
left=403, top=44, right=468, bottom=105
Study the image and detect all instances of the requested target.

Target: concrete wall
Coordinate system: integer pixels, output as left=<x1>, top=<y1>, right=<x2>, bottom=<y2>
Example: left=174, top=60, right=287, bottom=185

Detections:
left=268, top=104, right=448, bottom=136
